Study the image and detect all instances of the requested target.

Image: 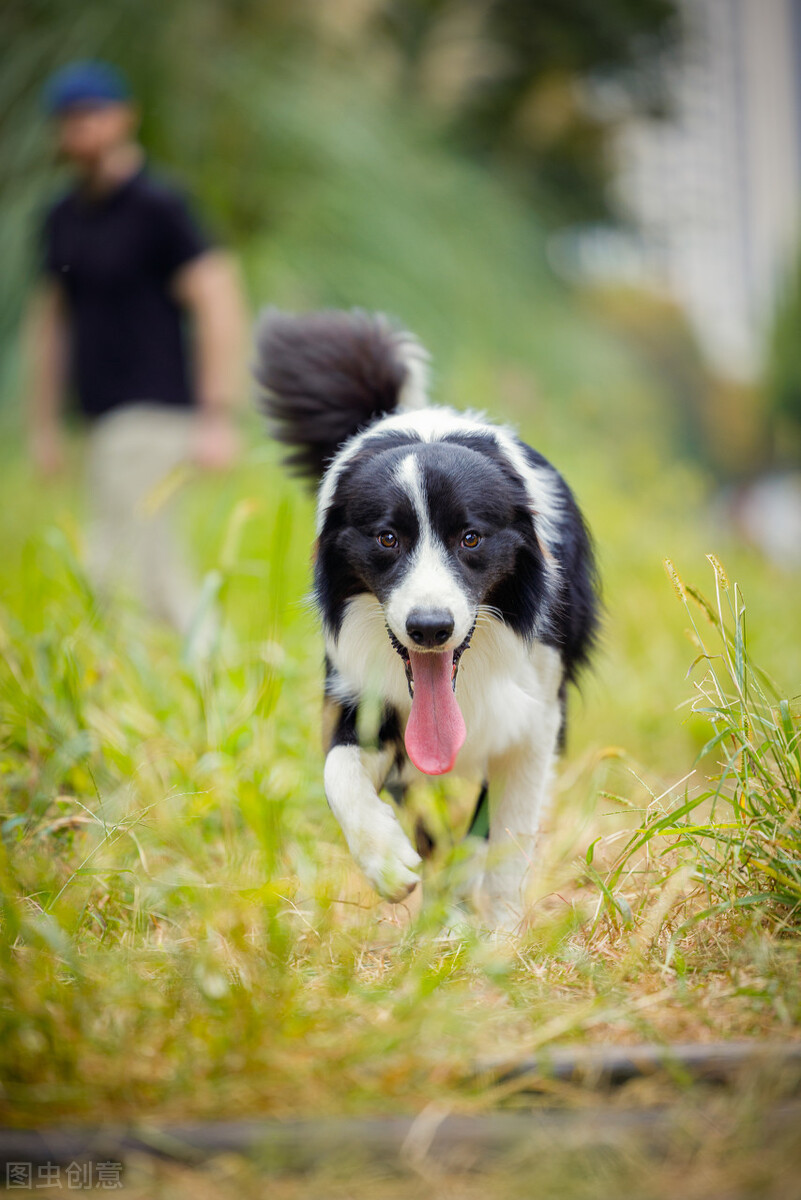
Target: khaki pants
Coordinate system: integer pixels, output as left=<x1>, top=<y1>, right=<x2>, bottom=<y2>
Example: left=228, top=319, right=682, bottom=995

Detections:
left=85, top=404, right=198, bottom=633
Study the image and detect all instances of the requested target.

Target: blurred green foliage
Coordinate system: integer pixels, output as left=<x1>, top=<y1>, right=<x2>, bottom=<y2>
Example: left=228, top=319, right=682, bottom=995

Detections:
left=382, top=0, right=678, bottom=219
left=766, top=243, right=801, bottom=467
left=0, top=0, right=676, bottom=370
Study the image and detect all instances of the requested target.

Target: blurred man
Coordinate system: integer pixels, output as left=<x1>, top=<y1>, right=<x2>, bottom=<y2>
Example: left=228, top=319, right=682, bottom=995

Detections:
left=26, top=60, right=246, bottom=632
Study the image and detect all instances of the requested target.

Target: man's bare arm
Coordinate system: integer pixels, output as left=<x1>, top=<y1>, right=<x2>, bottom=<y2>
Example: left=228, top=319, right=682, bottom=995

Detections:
left=25, top=281, right=68, bottom=475
left=172, top=250, right=248, bottom=469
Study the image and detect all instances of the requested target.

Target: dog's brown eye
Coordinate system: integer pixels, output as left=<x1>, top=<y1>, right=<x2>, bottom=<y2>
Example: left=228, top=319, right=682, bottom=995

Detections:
left=377, top=531, right=398, bottom=549
left=461, top=531, right=481, bottom=549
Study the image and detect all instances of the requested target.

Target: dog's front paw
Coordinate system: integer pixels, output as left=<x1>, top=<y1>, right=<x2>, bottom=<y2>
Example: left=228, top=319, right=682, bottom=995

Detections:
left=351, top=804, right=422, bottom=902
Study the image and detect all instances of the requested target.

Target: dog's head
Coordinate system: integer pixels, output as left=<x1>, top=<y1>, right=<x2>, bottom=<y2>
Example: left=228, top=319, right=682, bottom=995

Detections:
left=316, top=427, right=554, bottom=775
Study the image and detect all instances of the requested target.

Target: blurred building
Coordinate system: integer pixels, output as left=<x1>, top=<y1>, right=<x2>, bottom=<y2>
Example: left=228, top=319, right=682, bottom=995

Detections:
left=567, top=0, right=801, bottom=381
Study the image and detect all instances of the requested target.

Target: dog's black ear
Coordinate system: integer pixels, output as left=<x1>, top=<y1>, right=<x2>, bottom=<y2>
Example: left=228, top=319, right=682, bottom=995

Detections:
left=254, top=308, right=428, bottom=484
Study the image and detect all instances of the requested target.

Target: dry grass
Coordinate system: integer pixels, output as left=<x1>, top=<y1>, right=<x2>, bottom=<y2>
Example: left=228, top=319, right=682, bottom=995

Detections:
left=1, top=485, right=799, bottom=1137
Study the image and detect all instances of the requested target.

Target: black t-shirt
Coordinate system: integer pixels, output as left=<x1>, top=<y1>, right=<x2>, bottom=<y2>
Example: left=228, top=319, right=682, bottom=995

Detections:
left=42, top=167, right=210, bottom=419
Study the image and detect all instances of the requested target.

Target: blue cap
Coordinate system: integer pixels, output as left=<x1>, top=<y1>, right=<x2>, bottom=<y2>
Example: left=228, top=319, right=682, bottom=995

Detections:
left=43, top=60, right=131, bottom=115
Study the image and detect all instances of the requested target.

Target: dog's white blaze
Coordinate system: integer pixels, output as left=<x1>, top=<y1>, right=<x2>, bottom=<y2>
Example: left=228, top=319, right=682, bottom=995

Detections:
left=394, top=453, right=430, bottom=533
left=383, top=454, right=473, bottom=648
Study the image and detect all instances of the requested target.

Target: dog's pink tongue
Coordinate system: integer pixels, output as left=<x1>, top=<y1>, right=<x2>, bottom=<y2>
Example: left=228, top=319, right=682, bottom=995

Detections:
left=404, top=650, right=466, bottom=775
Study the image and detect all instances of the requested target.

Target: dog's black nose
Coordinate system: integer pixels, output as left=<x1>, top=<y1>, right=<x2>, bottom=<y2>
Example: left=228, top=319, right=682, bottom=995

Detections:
left=406, top=608, right=454, bottom=649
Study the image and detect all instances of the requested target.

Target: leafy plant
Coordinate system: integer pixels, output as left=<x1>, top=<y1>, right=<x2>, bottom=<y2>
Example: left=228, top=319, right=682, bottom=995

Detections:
left=590, top=557, right=801, bottom=946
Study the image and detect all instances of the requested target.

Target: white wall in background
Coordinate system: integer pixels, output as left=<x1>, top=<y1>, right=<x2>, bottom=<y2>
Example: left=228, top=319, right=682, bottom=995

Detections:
left=614, top=0, right=801, bottom=378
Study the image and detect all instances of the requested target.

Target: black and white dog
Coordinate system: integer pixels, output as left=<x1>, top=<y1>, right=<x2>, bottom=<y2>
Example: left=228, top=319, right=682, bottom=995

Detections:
left=256, top=310, right=598, bottom=931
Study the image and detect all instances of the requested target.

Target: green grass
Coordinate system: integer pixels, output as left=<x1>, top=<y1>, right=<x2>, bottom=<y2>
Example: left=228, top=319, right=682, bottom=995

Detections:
left=1, top=404, right=800, bottom=1133
left=0, top=91, right=800, bottom=1136
left=587, top=557, right=801, bottom=952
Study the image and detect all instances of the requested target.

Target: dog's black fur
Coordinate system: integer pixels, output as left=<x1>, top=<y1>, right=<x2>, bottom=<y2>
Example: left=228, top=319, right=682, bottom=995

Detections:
left=255, top=309, right=410, bottom=480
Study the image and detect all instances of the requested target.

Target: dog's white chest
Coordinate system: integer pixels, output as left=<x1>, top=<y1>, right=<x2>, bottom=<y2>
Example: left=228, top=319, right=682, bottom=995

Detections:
left=326, top=595, right=563, bottom=775
left=453, top=623, right=562, bottom=770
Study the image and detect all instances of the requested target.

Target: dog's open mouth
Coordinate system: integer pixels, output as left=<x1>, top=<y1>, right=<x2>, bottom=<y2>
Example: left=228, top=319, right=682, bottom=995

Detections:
left=387, top=627, right=473, bottom=776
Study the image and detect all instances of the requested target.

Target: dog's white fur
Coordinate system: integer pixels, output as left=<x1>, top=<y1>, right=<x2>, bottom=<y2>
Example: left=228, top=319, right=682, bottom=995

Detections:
left=383, top=455, right=474, bottom=651
left=326, top=594, right=563, bottom=928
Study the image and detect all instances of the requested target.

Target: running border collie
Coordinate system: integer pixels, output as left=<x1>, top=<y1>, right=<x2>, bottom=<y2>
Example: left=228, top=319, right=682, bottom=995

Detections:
left=256, top=310, right=598, bottom=932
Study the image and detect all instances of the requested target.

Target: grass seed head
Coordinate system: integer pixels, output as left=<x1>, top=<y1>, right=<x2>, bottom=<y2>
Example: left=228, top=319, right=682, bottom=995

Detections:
left=706, top=553, right=730, bottom=590
left=664, top=558, right=687, bottom=602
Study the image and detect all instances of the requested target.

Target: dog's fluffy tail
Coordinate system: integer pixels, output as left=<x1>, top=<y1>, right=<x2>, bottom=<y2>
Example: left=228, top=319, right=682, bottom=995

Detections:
left=254, top=309, right=429, bottom=483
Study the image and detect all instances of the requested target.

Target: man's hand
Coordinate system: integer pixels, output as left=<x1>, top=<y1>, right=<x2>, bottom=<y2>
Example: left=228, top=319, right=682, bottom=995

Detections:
left=25, top=282, right=68, bottom=475
left=192, top=410, right=240, bottom=471
left=30, top=425, right=66, bottom=477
